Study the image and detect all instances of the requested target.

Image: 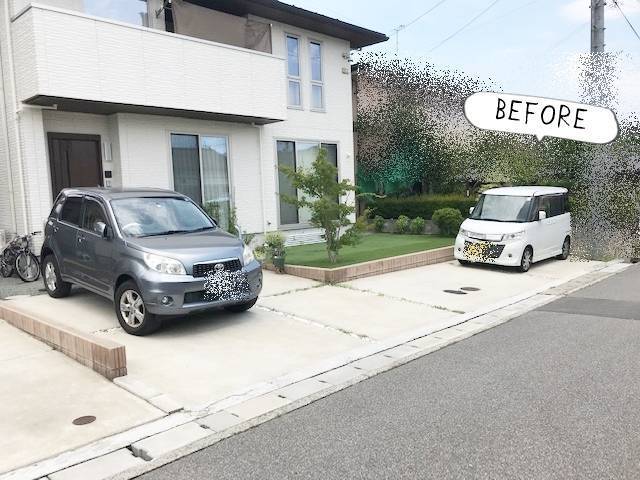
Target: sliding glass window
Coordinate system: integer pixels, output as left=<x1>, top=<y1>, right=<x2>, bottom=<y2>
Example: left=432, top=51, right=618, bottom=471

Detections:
left=170, top=134, right=231, bottom=229
left=277, top=140, right=338, bottom=226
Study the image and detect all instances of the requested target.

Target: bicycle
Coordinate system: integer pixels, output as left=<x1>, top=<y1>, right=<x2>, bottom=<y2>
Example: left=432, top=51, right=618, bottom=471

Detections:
left=0, top=231, right=41, bottom=282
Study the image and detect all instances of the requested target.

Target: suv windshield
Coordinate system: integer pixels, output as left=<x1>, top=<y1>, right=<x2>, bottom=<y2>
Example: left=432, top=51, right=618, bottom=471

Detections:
left=111, top=197, right=215, bottom=237
left=470, top=194, right=534, bottom=223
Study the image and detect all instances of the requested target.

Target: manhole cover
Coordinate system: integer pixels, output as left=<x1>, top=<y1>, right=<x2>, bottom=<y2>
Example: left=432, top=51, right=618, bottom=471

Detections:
left=443, top=289, right=467, bottom=295
left=72, top=415, right=96, bottom=426
left=460, top=287, right=481, bottom=292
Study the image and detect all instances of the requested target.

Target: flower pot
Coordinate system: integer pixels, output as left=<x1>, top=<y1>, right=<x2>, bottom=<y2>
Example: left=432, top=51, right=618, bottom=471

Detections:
left=272, top=255, right=286, bottom=273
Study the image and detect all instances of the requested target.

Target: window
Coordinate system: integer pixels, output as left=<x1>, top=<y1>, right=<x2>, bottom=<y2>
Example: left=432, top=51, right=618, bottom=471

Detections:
left=309, top=41, right=324, bottom=110
left=547, top=195, right=566, bottom=217
left=286, top=35, right=301, bottom=107
left=277, top=141, right=338, bottom=226
left=82, top=198, right=108, bottom=235
left=111, top=197, right=214, bottom=238
left=170, top=134, right=231, bottom=229
left=84, top=0, right=149, bottom=27
left=59, top=197, right=82, bottom=226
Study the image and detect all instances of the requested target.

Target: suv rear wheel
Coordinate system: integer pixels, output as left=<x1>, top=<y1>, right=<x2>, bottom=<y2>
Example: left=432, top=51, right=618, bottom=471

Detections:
left=115, top=281, right=161, bottom=336
left=42, top=255, right=72, bottom=298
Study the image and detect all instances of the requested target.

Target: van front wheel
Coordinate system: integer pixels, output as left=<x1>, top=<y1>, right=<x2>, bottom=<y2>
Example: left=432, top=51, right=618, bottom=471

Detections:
left=519, top=247, right=533, bottom=273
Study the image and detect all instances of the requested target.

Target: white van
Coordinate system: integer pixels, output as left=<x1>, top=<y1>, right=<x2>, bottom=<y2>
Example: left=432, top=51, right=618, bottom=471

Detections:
left=454, top=186, right=571, bottom=272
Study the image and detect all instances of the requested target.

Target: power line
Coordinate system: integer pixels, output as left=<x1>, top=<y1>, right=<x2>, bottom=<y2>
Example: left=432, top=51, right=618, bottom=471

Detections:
left=548, top=21, right=589, bottom=52
left=391, top=0, right=451, bottom=52
left=464, top=0, right=546, bottom=32
left=429, top=0, right=502, bottom=52
left=612, top=0, right=640, bottom=42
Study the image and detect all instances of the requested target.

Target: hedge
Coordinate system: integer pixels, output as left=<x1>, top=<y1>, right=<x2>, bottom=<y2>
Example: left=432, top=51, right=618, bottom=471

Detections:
left=369, top=194, right=477, bottom=220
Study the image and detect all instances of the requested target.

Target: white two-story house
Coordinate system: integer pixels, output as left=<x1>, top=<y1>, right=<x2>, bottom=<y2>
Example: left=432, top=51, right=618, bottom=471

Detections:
left=0, top=0, right=387, bottom=245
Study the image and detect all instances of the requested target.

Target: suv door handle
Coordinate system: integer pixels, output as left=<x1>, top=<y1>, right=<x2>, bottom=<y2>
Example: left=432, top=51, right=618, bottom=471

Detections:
left=77, top=236, right=85, bottom=244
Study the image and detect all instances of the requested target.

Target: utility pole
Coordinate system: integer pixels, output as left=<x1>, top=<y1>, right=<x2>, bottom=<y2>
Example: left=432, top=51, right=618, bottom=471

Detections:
left=393, top=24, right=405, bottom=53
left=591, top=0, right=605, bottom=53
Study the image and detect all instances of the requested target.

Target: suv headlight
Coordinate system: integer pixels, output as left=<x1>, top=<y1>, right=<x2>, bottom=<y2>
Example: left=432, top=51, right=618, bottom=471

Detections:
left=502, top=231, right=525, bottom=241
left=242, top=244, right=255, bottom=266
left=143, top=252, right=186, bottom=275
left=459, top=228, right=470, bottom=237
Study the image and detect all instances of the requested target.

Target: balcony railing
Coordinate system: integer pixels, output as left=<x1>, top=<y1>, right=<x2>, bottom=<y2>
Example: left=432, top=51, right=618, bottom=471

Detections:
left=11, top=4, right=287, bottom=123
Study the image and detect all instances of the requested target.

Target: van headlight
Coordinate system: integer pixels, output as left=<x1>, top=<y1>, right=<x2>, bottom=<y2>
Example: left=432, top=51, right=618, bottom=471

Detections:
left=242, top=244, right=255, bottom=266
left=459, top=228, right=471, bottom=237
left=143, top=252, right=186, bottom=275
left=502, top=231, right=525, bottom=241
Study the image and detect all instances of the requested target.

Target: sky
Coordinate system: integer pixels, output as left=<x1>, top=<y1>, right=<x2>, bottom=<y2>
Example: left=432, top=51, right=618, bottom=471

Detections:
left=285, top=0, right=640, bottom=119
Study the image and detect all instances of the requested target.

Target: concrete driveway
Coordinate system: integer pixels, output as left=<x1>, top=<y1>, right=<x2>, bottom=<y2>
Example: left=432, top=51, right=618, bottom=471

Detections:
left=1, top=257, right=604, bottom=473
left=0, top=320, right=163, bottom=474
left=4, top=258, right=602, bottom=412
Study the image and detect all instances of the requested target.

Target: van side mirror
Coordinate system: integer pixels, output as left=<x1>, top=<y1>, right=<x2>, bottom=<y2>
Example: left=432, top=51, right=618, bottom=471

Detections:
left=538, top=211, right=547, bottom=220
left=469, top=206, right=474, bottom=215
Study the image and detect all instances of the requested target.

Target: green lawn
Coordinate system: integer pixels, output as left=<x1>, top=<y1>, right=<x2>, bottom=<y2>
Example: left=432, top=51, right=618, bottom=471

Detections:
left=285, top=233, right=454, bottom=268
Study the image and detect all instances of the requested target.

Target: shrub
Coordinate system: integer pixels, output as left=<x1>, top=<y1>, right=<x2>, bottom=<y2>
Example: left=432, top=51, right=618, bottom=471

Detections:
left=369, top=194, right=476, bottom=220
left=373, top=215, right=385, bottom=232
left=410, top=216, right=426, bottom=234
left=395, top=215, right=411, bottom=234
left=264, top=231, right=286, bottom=260
left=432, top=208, right=464, bottom=236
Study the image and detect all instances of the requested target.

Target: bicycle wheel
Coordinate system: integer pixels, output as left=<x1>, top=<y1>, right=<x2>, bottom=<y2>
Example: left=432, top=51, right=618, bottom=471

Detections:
left=0, top=259, right=13, bottom=278
left=15, top=253, right=40, bottom=282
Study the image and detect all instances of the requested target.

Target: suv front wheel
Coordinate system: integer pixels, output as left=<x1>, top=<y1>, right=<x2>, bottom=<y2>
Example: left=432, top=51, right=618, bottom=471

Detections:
left=115, top=281, right=161, bottom=336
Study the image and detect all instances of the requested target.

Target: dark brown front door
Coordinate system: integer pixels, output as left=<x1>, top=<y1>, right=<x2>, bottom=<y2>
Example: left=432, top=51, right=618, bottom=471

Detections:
left=48, top=133, right=103, bottom=199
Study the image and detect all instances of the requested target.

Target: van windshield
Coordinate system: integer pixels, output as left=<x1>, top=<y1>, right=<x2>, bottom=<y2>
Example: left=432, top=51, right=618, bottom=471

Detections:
left=111, top=197, right=215, bottom=237
left=470, top=194, right=534, bottom=223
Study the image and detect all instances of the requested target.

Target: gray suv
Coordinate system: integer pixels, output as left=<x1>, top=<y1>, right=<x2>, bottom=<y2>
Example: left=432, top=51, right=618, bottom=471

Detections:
left=41, top=188, right=262, bottom=335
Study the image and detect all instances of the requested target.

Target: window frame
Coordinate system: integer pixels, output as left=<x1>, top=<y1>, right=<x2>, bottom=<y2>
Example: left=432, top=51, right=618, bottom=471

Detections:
left=309, top=39, right=325, bottom=112
left=275, top=139, right=340, bottom=229
left=285, top=33, right=303, bottom=109
left=168, top=132, right=233, bottom=217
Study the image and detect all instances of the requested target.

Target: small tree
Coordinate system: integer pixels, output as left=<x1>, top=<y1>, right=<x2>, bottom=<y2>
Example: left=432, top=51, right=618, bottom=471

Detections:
left=279, top=148, right=362, bottom=263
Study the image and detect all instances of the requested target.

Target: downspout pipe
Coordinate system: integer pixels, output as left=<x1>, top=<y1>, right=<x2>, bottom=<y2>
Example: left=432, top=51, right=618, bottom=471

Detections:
left=3, top=0, right=29, bottom=236
left=252, top=122, right=268, bottom=236
left=0, top=22, right=17, bottom=235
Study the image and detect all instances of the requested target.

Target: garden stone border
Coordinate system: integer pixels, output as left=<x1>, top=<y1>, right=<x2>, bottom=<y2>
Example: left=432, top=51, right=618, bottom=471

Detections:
left=264, top=245, right=454, bottom=283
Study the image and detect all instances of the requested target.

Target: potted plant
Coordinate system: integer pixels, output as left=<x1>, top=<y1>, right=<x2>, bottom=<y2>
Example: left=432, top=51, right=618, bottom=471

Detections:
left=264, top=232, right=286, bottom=273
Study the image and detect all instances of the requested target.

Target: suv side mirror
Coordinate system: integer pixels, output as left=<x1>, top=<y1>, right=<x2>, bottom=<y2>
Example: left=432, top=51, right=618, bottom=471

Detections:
left=538, top=211, right=547, bottom=220
left=469, top=206, right=474, bottom=215
left=95, top=221, right=109, bottom=238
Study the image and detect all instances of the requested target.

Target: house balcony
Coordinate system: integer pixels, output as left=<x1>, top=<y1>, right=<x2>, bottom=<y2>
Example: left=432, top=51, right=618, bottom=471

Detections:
left=11, top=4, right=287, bottom=124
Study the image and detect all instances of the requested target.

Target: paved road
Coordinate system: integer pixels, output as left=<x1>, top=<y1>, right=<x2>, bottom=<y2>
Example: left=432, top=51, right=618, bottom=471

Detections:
left=140, top=265, right=640, bottom=480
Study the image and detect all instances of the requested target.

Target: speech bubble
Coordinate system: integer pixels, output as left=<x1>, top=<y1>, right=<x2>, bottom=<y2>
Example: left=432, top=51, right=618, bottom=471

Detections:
left=464, top=92, right=618, bottom=144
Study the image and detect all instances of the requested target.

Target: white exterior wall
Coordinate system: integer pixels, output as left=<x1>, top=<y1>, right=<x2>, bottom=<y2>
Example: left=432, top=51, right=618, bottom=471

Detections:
left=261, top=19, right=356, bottom=228
left=1, top=3, right=360, bottom=239
left=0, top=1, right=51, bottom=240
left=11, top=5, right=287, bottom=122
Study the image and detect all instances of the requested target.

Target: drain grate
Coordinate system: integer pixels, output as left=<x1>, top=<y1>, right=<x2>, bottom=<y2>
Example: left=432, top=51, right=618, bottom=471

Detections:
left=460, top=287, right=481, bottom=292
left=443, top=289, right=467, bottom=295
left=72, top=415, right=96, bottom=426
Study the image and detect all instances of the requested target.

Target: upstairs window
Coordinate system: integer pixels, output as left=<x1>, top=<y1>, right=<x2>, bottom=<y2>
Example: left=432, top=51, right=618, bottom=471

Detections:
left=286, top=35, right=302, bottom=107
left=310, top=41, right=324, bottom=110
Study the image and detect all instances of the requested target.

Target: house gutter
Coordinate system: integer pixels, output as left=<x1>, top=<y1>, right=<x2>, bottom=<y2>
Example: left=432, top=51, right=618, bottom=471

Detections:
left=3, top=0, right=29, bottom=235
